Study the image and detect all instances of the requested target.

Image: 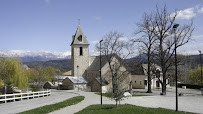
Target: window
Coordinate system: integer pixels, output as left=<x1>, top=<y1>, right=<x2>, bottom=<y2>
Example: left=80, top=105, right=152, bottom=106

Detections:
left=144, top=80, right=147, bottom=85
left=78, top=35, right=82, bottom=42
left=80, top=47, right=83, bottom=56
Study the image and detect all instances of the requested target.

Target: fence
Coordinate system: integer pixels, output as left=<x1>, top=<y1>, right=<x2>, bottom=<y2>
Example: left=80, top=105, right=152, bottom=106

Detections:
left=0, top=90, right=51, bottom=103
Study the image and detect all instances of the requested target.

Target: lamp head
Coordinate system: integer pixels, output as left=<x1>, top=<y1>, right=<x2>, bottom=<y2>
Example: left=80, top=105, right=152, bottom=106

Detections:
left=100, top=40, right=103, bottom=43
left=199, top=50, right=201, bottom=54
left=173, top=24, right=179, bottom=29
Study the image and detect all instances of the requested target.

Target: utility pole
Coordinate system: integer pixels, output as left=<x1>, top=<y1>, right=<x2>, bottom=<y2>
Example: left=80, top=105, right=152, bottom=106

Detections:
left=100, top=40, right=103, bottom=105
left=173, top=23, right=179, bottom=112
left=199, top=50, right=202, bottom=86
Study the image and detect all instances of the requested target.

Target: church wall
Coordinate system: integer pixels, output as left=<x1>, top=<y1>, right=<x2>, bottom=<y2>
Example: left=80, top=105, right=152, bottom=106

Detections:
left=100, top=57, right=132, bottom=93
left=85, top=70, right=99, bottom=86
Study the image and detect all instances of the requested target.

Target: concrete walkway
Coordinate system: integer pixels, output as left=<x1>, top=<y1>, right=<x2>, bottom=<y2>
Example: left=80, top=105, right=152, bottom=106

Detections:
left=50, top=88, right=203, bottom=114
left=0, top=88, right=202, bottom=114
left=51, top=88, right=203, bottom=114
left=50, top=91, right=115, bottom=114
left=0, top=90, right=79, bottom=114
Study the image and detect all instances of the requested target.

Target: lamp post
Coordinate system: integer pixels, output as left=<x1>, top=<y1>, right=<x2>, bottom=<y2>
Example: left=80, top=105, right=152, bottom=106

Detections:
left=100, top=40, right=103, bottom=105
left=173, top=23, right=179, bottom=112
left=199, top=50, right=202, bottom=86
left=77, top=65, right=79, bottom=91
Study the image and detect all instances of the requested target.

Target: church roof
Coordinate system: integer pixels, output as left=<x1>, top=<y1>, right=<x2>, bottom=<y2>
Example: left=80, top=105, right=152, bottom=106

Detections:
left=88, top=54, right=130, bottom=72
left=71, top=25, right=89, bottom=45
left=87, top=55, right=112, bottom=71
left=95, top=77, right=109, bottom=86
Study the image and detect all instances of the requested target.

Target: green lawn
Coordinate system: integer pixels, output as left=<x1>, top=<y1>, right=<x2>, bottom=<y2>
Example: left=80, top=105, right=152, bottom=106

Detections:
left=75, top=104, right=193, bottom=114
left=132, top=94, right=153, bottom=97
left=95, top=93, right=113, bottom=98
left=95, top=93, right=152, bottom=98
left=19, top=96, right=84, bottom=114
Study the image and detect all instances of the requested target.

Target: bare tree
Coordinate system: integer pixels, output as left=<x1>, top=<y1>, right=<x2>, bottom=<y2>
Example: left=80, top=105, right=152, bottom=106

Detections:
left=150, top=6, right=193, bottom=95
left=132, top=13, right=157, bottom=93
left=133, top=5, right=193, bottom=95
left=96, top=31, right=133, bottom=107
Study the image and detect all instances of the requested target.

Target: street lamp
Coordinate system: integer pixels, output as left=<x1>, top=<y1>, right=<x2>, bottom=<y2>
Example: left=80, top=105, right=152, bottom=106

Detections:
left=77, top=65, right=79, bottom=91
left=100, top=40, right=103, bottom=105
left=199, top=50, right=202, bottom=86
left=173, top=23, right=179, bottom=112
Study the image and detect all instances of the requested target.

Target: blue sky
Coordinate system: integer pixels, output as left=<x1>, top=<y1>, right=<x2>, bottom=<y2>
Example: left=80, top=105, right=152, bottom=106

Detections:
left=0, top=0, right=203, bottom=55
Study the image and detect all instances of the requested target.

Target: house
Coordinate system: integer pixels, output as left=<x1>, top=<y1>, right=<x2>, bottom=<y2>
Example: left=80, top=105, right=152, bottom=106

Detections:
left=70, top=25, right=131, bottom=93
left=54, top=75, right=69, bottom=86
left=43, top=81, right=54, bottom=89
left=62, top=76, right=87, bottom=90
left=130, top=63, right=170, bottom=89
left=142, top=64, right=170, bottom=89
left=131, top=64, right=146, bottom=89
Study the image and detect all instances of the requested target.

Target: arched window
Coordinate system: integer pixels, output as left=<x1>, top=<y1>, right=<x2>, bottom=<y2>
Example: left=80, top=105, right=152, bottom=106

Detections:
left=80, top=47, right=83, bottom=56
left=78, top=35, right=82, bottom=42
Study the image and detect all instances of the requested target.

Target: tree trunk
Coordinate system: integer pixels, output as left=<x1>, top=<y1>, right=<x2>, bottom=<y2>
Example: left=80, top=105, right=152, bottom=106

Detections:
left=147, top=50, right=152, bottom=93
left=161, top=71, right=166, bottom=95
left=147, top=76, right=152, bottom=93
left=116, top=100, right=118, bottom=108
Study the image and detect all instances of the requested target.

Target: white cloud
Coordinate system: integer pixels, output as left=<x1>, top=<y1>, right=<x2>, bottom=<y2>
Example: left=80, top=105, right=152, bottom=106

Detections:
left=90, top=50, right=99, bottom=56
left=176, top=8, right=196, bottom=20
left=91, top=40, right=99, bottom=44
left=172, top=5, right=203, bottom=20
left=198, top=7, right=203, bottom=13
left=118, top=37, right=129, bottom=41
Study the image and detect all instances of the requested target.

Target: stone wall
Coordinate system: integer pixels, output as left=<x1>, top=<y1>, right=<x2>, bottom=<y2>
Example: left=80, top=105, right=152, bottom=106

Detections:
left=72, top=45, right=89, bottom=77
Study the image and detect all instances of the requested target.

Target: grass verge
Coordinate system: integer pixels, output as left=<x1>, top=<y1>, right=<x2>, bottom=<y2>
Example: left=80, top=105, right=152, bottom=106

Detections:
left=95, top=93, right=152, bottom=98
left=95, top=93, right=113, bottom=98
left=75, top=104, right=193, bottom=114
left=132, top=94, right=152, bottom=97
left=19, top=96, right=85, bottom=114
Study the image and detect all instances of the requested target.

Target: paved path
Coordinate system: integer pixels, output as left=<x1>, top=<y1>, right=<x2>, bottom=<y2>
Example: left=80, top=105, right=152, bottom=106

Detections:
left=50, top=91, right=115, bottom=114
left=50, top=88, right=203, bottom=114
left=123, top=95, right=203, bottom=114
left=0, top=90, right=79, bottom=114
left=0, top=88, right=202, bottom=114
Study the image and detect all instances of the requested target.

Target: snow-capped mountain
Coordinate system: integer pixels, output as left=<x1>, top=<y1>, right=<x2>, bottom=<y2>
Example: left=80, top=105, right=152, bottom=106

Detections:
left=0, top=50, right=71, bottom=62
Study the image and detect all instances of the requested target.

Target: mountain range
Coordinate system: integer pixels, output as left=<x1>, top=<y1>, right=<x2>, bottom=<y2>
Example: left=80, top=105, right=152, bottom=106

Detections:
left=0, top=50, right=71, bottom=62
left=1, top=50, right=201, bottom=73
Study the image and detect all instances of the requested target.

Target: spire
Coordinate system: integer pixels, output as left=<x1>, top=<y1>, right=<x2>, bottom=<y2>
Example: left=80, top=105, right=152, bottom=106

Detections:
left=71, top=25, right=89, bottom=46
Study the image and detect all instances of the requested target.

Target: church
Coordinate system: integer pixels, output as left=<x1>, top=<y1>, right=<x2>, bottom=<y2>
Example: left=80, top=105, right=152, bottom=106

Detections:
left=69, top=25, right=131, bottom=93
left=60, top=25, right=166, bottom=93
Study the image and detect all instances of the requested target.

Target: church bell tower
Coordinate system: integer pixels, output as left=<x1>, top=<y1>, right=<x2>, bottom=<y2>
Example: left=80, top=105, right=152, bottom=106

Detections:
left=71, top=25, right=89, bottom=77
